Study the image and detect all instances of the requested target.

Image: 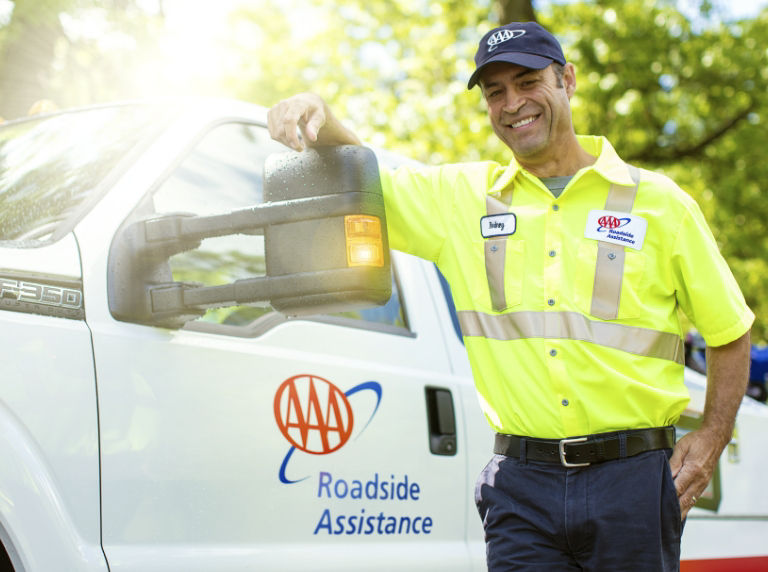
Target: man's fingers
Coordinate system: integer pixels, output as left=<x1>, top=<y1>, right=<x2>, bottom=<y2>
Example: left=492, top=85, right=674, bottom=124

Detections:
left=280, top=108, right=306, bottom=151
left=267, top=106, right=287, bottom=149
left=671, top=447, right=699, bottom=497
left=668, top=449, right=683, bottom=479
left=267, top=102, right=304, bottom=151
left=674, top=464, right=700, bottom=520
left=302, top=113, right=325, bottom=144
left=283, top=120, right=304, bottom=151
left=267, top=94, right=327, bottom=152
left=668, top=434, right=690, bottom=480
left=674, top=466, right=692, bottom=497
left=680, top=491, right=700, bottom=520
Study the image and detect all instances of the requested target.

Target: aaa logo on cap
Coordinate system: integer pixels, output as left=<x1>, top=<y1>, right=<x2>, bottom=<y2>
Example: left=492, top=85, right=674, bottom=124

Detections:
left=488, top=29, right=525, bottom=52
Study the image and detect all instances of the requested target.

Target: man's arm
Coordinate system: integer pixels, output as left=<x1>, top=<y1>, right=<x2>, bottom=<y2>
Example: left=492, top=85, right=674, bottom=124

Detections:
left=669, top=330, right=751, bottom=519
left=267, top=93, right=361, bottom=151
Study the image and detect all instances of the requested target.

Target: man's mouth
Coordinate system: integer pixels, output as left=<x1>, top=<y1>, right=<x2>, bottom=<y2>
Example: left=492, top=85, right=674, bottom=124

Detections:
left=510, top=116, right=537, bottom=129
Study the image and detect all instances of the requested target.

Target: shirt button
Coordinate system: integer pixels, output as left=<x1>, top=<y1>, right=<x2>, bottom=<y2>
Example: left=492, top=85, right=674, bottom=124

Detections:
left=562, top=399, right=569, bottom=406
left=547, top=298, right=556, bottom=306
left=549, top=250, right=556, bottom=257
left=550, top=349, right=557, bottom=357
left=552, top=204, right=560, bottom=212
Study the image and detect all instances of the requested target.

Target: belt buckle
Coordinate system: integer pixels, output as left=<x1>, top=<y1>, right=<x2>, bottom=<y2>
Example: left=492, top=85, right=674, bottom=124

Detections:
left=558, top=437, right=590, bottom=468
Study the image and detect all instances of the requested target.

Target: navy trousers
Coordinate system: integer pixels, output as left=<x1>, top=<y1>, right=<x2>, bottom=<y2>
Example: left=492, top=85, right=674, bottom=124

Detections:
left=475, top=449, right=682, bottom=571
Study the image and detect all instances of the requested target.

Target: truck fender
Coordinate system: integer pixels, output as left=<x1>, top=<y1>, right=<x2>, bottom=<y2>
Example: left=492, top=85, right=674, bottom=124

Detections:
left=0, top=400, right=108, bottom=572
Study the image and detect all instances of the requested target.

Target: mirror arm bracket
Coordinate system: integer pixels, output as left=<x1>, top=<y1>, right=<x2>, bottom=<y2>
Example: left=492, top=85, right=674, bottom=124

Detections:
left=140, top=193, right=380, bottom=258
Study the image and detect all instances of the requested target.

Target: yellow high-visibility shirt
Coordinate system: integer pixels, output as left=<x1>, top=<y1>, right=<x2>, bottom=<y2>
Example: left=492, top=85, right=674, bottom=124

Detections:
left=381, top=135, right=754, bottom=438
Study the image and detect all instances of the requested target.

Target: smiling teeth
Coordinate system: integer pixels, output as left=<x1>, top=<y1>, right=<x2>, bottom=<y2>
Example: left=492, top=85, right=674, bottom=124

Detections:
left=511, top=117, right=536, bottom=128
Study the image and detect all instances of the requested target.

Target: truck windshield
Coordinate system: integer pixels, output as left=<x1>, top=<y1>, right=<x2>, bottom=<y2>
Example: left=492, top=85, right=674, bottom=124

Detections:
left=0, top=104, right=171, bottom=246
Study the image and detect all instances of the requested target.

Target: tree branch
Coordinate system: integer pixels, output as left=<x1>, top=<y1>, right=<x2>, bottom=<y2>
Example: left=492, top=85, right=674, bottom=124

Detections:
left=495, top=0, right=536, bottom=24
left=625, top=103, right=755, bottom=164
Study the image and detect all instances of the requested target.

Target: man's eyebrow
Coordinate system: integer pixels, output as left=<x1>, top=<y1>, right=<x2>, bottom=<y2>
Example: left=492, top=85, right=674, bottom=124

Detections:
left=481, top=67, right=542, bottom=90
left=514, top=68, right=540, bottom=80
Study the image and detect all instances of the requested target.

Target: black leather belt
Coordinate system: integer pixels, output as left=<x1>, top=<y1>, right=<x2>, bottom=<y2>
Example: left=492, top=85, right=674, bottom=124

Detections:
left=494, top=426, right=676, bottom=468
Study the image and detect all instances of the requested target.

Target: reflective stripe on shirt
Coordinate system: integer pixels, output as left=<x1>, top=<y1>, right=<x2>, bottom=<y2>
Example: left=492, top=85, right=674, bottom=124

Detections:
left=590, top=164, right=641, bottom=320
left=485, top=189, right=513, bottom=311
left=458, top=309, right=684, bottom=364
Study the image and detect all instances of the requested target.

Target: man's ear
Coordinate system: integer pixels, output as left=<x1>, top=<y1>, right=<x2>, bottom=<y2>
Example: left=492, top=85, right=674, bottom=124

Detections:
left=563, top=63, right=577, bottom=98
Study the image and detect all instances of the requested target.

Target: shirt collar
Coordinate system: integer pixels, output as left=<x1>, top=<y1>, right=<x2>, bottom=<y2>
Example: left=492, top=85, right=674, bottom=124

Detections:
left=577, top=135, right=636, bottom=186
left=487, top=135, right=635, bottom=195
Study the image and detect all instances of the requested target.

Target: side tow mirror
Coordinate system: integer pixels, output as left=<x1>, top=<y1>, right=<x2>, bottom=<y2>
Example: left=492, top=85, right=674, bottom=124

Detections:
left=107, top=145, right=391, bottom=327
left=263, top=145, right=391, bottom=316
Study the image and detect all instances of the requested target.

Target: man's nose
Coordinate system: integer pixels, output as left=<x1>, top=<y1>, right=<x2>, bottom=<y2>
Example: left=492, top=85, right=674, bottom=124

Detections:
left=502, top=91, right=525, bottom=114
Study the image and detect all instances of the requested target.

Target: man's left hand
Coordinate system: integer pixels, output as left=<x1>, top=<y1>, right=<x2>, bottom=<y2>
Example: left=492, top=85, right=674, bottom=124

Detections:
left=671, top=332, right=751, bottom=520
left=669, top=428, right=721, bottom=519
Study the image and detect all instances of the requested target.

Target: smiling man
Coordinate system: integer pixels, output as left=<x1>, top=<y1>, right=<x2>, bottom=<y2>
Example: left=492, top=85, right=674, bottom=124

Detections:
left=469, top=26, right=593, bottom=178
left=268, top=22, right=753, bottom=571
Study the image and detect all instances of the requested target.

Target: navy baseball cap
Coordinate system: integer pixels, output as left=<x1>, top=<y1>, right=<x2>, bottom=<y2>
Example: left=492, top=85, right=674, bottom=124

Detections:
left=468, top=22, right=566, bottom=89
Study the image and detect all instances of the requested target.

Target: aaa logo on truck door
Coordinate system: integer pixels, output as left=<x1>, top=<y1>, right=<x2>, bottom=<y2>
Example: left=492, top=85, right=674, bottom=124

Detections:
left=274, top=374, right=354, bottom=454
left=274, top=374, right=382, bottom=484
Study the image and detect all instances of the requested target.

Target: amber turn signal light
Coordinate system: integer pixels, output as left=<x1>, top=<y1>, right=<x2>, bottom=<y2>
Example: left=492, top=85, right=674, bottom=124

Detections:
left=345, top=215, right=384, bottom=267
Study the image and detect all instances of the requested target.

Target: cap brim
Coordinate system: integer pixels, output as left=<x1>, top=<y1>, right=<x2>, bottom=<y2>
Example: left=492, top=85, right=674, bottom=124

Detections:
left=468, top=52, right=554, bottom=89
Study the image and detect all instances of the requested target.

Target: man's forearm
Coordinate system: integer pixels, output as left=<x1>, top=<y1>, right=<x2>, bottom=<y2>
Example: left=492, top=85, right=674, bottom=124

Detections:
left=702, top=330, right=751, bottom=448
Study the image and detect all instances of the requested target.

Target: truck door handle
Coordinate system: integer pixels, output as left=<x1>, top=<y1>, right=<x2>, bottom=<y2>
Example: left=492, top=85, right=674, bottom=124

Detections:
left=425, top=387, right=457, bottom=456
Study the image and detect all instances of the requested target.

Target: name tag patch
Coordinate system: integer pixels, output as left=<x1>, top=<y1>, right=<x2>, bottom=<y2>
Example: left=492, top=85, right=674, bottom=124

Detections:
left=480, top=213, right=516, bottom=238
left=585, top=210, right=647, bottom=250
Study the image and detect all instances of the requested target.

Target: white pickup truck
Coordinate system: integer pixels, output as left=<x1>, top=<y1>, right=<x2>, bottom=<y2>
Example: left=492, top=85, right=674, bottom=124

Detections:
left=0, top=99, right=765, bottom=572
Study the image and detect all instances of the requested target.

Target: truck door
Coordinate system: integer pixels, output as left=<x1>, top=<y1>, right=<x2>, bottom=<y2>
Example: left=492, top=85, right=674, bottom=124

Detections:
left=87, top=121, right=477, bottom=571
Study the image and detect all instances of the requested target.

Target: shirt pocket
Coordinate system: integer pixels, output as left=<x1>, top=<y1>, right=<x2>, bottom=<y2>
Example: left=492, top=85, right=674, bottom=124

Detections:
left=470, top=238, right=526, bottom=312
left=575, top=240, right=647, bottom=320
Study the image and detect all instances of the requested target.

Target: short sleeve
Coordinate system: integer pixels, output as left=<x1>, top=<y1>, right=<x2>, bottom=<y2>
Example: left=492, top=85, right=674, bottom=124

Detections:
left=671, top=199, right=754, bottom=347
left=380, top=165, right=454, bottom=263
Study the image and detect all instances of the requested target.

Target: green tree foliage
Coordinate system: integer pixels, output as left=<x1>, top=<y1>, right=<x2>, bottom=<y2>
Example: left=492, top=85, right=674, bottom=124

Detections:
left=0, top=0, right=164, bottom=118
left=226, top=0, right=503, bottom=163
left=0, top=0, right=69, bottom=117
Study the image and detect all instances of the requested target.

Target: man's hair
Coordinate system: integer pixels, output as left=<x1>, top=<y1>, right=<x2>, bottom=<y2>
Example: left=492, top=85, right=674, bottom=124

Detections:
left=552, top=62, right=565, bottom=88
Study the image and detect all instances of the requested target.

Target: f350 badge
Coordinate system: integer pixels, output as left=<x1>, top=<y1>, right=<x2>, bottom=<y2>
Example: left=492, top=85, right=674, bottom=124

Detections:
left=0, top=276, right=84, bottom=319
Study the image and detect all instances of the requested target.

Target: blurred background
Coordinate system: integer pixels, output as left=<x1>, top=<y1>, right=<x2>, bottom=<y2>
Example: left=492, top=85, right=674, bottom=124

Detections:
left=0, top=0, right=766, bottom=344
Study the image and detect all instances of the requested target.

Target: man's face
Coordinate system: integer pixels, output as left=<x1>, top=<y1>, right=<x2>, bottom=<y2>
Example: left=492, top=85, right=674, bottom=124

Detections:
left=480, top=61, right=576, bottom=164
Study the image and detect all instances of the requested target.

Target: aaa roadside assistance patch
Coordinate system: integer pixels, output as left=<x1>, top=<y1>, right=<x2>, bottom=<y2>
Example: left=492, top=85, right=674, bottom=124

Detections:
left=585, top=210, right=647, bottom=250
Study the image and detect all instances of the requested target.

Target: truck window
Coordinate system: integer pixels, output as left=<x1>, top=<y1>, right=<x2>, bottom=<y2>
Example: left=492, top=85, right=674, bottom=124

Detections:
left=0, top=104, right=171, bottom=246
left=436, top=266, right=463, bottom=344
left=151, top=122, right=409, bottom=334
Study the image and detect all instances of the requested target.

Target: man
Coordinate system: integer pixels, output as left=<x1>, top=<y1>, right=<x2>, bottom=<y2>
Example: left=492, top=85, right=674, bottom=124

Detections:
left=268, top=21, right=752, bottom=571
